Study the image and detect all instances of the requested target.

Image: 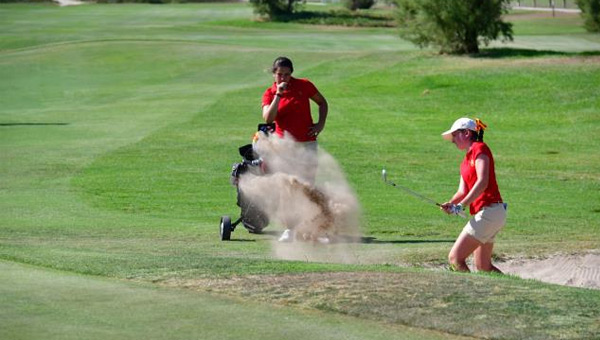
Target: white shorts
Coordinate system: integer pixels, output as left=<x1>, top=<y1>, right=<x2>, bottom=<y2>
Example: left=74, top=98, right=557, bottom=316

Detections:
left=463, top=203, right=507, bottom=244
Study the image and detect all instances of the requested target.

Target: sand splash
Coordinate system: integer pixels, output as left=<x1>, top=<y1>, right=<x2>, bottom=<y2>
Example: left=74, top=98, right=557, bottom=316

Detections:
left=238, top=132, right=362, bottom=263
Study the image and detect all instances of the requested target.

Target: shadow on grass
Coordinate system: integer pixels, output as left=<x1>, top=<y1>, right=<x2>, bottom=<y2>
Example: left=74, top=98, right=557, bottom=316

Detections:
left=241, top=232, right=453, bottom=244
left=259, top=230, right=281, bottom=237
left=0, top=123, right=69, bottom=126
left=223, top=230, right=278, bottom=242
left=331, top=236, right=454, bottom=244
left=273, top=10, right=395, bottom=27
left=361, top=237, right=454, bottom=244
left=475, top=47, right=600, bottom=58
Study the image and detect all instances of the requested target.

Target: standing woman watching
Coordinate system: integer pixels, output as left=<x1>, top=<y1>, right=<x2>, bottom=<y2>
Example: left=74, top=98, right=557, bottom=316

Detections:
left=261, top=56, right=329, bottom=242
left=440, top=118, right=506, bottom=273
left=262, top=56, right=328, bottom=144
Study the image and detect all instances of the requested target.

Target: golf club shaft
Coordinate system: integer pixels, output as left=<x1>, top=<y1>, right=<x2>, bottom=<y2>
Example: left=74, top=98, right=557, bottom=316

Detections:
left=387, top=180, right=441, bottom=206
left=382, top=169, right=439, bottom=205
left=381, top=169, right=466, bottom=218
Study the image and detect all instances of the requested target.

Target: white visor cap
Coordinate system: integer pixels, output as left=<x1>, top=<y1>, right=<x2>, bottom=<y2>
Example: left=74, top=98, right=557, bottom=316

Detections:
left=441, top=118, right=477, bottom=141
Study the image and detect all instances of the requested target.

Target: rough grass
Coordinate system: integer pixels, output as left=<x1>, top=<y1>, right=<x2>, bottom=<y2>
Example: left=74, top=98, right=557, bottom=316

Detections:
left=171, top=271, right=600, bottom=340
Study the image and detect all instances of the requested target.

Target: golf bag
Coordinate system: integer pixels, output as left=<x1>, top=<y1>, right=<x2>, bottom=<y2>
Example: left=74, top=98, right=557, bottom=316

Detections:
left=219, top=124, right=274, bottom=240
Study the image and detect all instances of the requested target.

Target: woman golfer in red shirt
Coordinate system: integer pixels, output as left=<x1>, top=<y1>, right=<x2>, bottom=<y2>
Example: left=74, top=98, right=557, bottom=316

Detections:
left=262, top=56, right=328, bottom=142
left=261, top=56, right=329, bottom=242
left=440, top=118, right=506, bottom=273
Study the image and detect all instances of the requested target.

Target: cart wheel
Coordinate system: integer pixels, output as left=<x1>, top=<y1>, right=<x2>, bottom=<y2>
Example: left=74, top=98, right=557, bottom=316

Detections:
left=220, top=216, right=232, bottom=241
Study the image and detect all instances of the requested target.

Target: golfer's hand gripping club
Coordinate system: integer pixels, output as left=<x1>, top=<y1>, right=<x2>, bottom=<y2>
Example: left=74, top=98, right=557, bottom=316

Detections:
left=449, top=203, right=467, bottom=218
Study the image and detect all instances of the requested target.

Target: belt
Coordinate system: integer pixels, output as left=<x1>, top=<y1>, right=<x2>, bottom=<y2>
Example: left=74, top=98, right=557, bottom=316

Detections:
left=486, top=202, right=507, bottom=210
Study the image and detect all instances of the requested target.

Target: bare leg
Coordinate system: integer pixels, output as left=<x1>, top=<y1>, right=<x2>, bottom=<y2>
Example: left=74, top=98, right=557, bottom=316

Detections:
left=448, top=231, right=482, bottom=272
left=473, top=242, right=502, bottom=273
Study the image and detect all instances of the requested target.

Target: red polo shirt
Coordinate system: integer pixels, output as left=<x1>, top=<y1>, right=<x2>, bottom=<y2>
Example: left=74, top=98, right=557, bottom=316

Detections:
left=262, top=77, right=318, bottom=142
left=461, top=142, right=503, bottom=214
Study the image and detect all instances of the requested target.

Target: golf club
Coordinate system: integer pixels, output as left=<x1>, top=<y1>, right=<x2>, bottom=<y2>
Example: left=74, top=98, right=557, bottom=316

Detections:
left=381, top=169, right=466, bottom=218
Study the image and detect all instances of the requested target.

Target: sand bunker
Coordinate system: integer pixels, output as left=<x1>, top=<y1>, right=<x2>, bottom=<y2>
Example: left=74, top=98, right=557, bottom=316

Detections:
left=498, top=253, right=600, bottom=290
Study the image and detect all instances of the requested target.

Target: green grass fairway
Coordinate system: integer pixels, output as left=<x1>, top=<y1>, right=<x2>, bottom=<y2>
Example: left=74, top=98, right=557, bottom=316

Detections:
left=1, top=3, right=599, bottom=339
left=2, top=261, right=471, bottom=340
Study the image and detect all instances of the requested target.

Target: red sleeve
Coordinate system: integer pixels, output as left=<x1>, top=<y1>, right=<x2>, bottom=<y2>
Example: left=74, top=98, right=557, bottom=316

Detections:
left=301, top=79, right=318, bottom=98
left=472, top=142, right=492, bottom=161
left=262, top=87, right=275, bottom=107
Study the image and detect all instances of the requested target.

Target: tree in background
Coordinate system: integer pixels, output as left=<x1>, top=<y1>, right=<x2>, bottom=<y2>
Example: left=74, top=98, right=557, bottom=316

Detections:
left=250, top=0, right=302, bottom=19
left=395, top=0, right=513, bottom=54
left=576, top=0, right=600, bottom=32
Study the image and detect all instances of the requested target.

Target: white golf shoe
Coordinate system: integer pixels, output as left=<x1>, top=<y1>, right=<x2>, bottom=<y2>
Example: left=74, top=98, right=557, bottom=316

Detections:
left=278, top=229, right=294, bottom=242
left=316, top=236, right=330, bottom=244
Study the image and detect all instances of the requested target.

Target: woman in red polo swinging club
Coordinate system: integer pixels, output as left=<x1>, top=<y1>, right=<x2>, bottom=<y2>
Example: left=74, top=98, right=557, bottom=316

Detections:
left=441, top=117, right=507, bottom=273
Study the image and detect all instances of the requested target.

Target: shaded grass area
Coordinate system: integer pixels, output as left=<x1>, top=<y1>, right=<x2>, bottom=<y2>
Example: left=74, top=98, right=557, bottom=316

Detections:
left=273, top=8, right=395, bottom=27
left=477, top=47, right=600, bottom=57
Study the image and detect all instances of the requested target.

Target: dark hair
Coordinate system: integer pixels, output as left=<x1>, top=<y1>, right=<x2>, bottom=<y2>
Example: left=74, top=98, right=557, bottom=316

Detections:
left=272, top=56, right=293, bottom=73
left=467, top=129, right=484, bottom=142
left=476, top=129, right=484, bottom=142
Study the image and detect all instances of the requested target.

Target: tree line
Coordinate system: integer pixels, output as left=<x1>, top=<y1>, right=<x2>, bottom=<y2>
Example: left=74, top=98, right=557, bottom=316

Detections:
left=252, top=0, right=599, bottom=54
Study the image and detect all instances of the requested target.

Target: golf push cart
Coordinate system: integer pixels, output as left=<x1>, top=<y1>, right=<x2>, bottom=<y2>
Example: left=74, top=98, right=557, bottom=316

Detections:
left=219, top=124, right=274, bottom=241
